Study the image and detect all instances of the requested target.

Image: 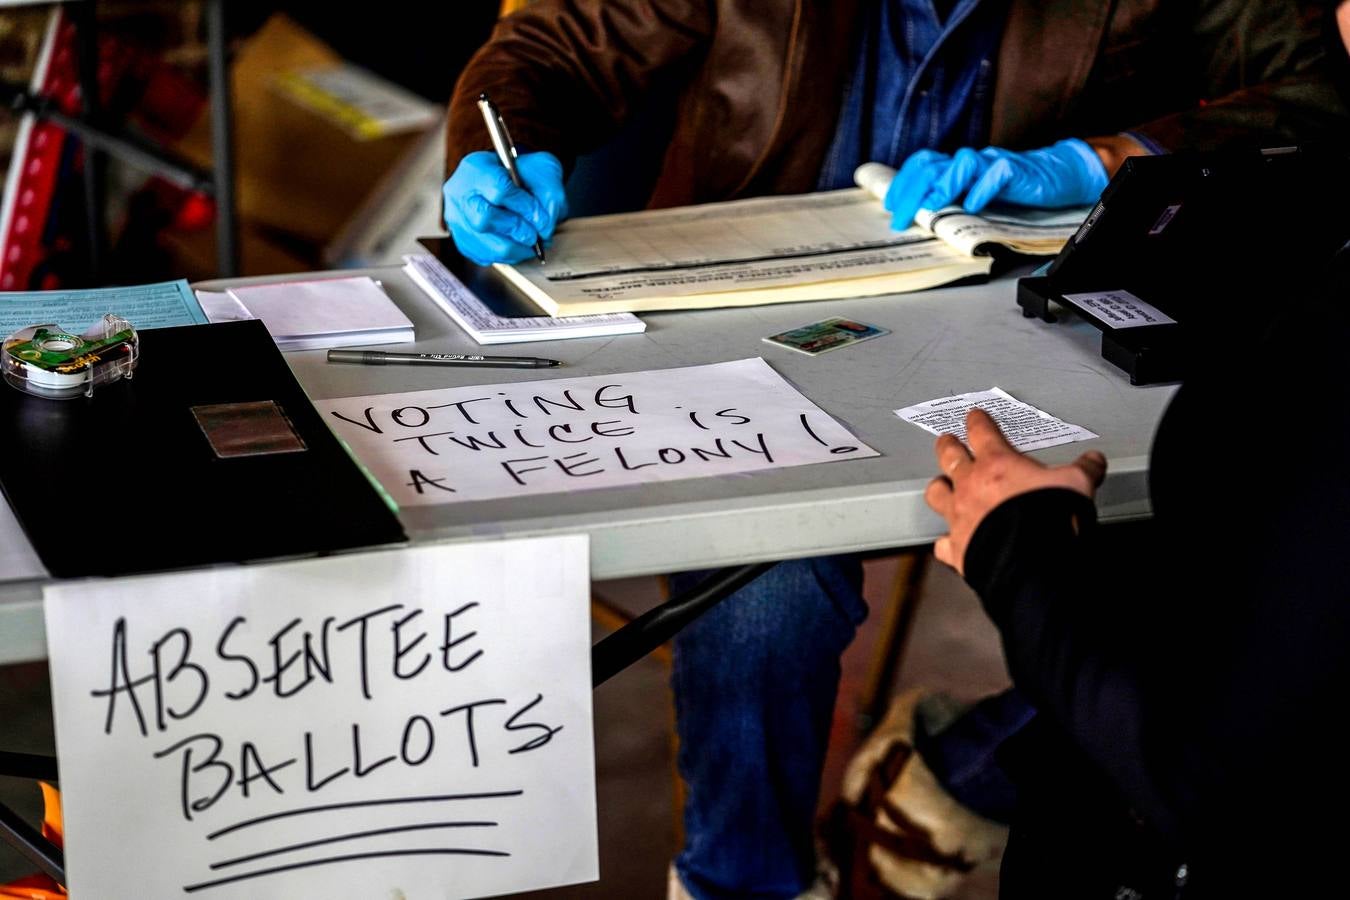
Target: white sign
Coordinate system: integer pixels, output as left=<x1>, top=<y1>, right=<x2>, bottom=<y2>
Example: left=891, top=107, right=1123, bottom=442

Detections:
left=317, top=358, right=879, bottom=506
left=1062, top=289, right=1176, bottom=329
left=895, top=387, right=1098, bottom=452
left=44, top=538, right=596, bottom=900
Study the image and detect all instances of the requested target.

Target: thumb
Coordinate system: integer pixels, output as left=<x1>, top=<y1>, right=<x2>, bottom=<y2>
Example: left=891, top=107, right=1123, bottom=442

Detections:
left=1071, top=450, right=1108, bottom=489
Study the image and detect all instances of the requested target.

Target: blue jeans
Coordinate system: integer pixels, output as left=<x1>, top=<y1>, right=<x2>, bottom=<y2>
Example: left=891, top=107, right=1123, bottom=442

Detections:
left=670, top=556, right=867, bottom=900
left=667, top=556, right=1033, bottom=899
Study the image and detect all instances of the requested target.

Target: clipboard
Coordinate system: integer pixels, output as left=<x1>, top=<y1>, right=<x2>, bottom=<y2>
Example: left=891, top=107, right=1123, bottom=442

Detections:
left=0, top=319, right=406, bottom=578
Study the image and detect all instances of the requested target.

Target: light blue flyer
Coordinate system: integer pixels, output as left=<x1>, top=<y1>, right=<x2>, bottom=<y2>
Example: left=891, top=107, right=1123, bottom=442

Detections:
left=0, top=279, right=209, bottom=334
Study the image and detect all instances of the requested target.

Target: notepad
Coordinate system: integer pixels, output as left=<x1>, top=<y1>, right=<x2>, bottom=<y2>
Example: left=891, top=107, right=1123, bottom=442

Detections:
left=225, top=275, right=415, bottom=351
left=402, top=251, right=645, bottom=344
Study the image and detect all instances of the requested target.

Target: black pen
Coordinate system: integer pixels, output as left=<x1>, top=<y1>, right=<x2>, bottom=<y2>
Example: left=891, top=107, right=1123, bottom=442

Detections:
left=327, top=350, right=561, bottom=369
left=477, top=91, right=547, bottom=265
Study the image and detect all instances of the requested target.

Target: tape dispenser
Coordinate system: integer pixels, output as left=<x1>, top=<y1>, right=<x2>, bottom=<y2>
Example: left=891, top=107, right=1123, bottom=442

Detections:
left=3, top=314, right=139, bottom=399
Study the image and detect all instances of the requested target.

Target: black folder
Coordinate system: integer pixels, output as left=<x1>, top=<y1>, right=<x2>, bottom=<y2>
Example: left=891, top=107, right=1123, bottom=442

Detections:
left=0, top=319, right=406, bottom=578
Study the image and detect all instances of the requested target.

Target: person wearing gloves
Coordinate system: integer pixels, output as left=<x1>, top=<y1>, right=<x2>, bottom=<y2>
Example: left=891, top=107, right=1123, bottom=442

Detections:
left=441, top=2, right=1348, bottom=898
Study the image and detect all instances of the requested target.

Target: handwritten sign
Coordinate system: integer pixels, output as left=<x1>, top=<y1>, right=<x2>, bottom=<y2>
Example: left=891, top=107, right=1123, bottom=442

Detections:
left=317, top=357, right=879, bottom=506
left=44, top=538, right=596, bottom=899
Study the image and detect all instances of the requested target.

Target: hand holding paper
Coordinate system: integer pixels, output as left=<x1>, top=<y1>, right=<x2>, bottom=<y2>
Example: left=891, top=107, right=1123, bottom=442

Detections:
left=923, top=409, right=1106, bottom=575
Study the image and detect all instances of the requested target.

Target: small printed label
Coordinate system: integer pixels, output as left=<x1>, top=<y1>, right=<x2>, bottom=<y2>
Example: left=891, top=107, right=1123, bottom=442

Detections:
left=1062, top=289, right=1176, bottom=329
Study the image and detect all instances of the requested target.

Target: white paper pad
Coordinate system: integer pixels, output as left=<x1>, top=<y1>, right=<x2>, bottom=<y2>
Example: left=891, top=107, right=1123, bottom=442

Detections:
left=402, top=253, right=644, bottom=345
left=227, top=276, right=415, bottom=351
left=318, top=357, right=878, bottom=506
left=895, top=387, right=1097, bottom=452
left=44, top=538, right=596, bottom=900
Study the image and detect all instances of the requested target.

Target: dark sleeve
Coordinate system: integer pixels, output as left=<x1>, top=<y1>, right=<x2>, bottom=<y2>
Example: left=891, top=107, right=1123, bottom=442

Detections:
left=1130, top=0, right=1349, bottom=151
left=962, top=489, right=1189, bottom=841
left=445, top=0, right=714, bottom=174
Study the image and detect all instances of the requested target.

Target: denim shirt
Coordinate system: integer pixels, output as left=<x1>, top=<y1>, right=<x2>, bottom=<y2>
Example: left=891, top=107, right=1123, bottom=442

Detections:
left=817, top=0, right=1009, bottom=190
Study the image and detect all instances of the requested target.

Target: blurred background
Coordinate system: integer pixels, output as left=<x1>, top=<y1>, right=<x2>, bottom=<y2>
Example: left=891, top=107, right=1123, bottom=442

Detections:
left=0, top=0, right=498, bottom=291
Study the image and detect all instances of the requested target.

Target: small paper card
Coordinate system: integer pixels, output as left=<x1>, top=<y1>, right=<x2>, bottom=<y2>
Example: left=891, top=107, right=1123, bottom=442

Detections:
left=895, top=387, right=1097, bottom=452
left=763, top=317, right=890, bottom=356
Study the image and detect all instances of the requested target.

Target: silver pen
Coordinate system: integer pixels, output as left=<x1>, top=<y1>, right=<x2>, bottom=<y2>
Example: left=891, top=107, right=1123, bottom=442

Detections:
left=328, top=350, right=561, bottom=369
left=477, top=91, right=547, bottom=265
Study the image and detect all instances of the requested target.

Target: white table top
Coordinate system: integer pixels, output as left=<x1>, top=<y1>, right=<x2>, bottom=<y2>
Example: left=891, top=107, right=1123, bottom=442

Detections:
left=0, top=265, right=1174, bottom=663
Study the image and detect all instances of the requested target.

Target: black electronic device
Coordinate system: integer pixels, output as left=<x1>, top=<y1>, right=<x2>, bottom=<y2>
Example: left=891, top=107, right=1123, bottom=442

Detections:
left=1017, top=145, right=1350, bottom=384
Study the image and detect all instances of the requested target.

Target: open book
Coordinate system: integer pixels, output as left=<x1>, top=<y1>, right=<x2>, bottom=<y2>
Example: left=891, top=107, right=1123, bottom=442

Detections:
left=495, top=163, right=1090, bottom=317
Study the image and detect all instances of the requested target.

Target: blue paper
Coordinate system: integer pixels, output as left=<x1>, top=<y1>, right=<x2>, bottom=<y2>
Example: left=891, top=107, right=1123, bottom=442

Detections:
left=0, top=279, right=208, bottom=334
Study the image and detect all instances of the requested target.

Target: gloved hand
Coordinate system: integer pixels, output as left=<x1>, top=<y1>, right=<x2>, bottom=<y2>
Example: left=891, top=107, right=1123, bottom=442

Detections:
left=885, top=139, right=1109, bottom=229
left=442, top=150, right=569, bottom=265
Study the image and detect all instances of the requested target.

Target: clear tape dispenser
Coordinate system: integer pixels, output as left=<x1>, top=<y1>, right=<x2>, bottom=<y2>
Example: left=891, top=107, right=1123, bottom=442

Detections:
left=3, top=314, right=139, bottom=399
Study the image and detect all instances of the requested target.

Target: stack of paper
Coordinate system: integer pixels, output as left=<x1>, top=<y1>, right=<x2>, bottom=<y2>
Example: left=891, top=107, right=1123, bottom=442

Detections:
left=402, top=252, right=645, bottom=344
left=210, top=276, right=415, bottom=351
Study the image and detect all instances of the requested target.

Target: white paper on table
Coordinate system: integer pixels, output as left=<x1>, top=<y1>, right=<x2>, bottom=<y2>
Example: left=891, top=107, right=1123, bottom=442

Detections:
left=227, top=276, right=415, bottom=349
left=44, top=538, right=596, bottom=900
left=317, top=357, right=879, bottom=507
left=1061, top=289, right=1176, bottom=329
left=195, top=289, right=256, bottom=323
left=894, top=387, right=1098, bottom=452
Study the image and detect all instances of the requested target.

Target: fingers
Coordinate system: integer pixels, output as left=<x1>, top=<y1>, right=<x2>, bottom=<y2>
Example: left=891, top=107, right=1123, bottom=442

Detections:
left=924, top=475, right=954, bottom=518
left=445, top=151, right=552, bottom=262
left=1072, top=450, right=1108, bottom=488
left=963, top=156, right=1016, bottom=212
left=964, top=408, right=1015, bottom=456
left=449, top=222, right=536, bottom=267
left=884, top=149, right=951, bottom=230
left=933, top=535, right=958, bottom=572
left=517, top=152, right=569, bottom=239
left=917, top=147, right=986, bottom=215
left=934, top=433, right=972, bottom=478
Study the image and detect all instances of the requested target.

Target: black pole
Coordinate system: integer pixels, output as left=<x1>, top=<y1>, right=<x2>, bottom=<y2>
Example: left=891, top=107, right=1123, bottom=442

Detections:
left=0, top=751, right=58, bottom=782
left=72, top=0, right=106, bottom=283
left=205, top=0, right=238, bottom=277
left=591, top=562, right=774, bottom=687
left=0, top=802, right=64, bottom=886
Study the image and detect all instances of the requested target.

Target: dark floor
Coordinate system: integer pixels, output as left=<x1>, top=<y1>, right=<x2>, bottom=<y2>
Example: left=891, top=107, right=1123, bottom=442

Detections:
left=0, top=555, right=1009, bottom=898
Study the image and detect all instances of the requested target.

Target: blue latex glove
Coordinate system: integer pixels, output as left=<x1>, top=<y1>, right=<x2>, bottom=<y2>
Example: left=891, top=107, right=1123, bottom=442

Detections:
left=882, top=149, right=953, bottom=231
left=886, top=139, right=1109, bottom=229
left=442, top=150, right=569, bottom=265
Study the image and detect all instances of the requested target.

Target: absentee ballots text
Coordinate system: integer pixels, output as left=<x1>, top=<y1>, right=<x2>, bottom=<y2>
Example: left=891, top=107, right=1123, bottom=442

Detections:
left=44, top=538, right=596, bottom=899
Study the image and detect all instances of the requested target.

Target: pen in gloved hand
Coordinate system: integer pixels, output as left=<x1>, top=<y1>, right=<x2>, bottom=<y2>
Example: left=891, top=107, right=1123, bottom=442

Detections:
left=477, top=92, right=548, bottom=265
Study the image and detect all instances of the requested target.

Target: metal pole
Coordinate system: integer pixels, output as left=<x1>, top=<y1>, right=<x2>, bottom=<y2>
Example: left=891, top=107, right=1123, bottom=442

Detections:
left=0, top=803, right=64, bottom=885
left=590, top=563, right=774, bottom=687
left=205, top=0, right=238, bottom=277
left=0, top=751, right=58, bottom=782
left=72, top=0, right=106, bottom=283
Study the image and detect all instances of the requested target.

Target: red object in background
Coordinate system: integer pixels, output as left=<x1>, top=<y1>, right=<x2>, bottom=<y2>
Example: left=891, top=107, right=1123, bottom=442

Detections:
left=0, top=10, right=210, bottom=291
left=0, top=12, right=77, bottom=291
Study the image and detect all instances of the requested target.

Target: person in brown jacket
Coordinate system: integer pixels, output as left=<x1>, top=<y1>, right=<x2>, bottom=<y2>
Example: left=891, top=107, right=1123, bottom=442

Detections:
left=441, top=3, right=1347, bottom=898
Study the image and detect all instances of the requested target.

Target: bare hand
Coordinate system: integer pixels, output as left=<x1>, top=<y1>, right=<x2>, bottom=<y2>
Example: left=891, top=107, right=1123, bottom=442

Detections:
left=924, top=409, right=1107, bottom=575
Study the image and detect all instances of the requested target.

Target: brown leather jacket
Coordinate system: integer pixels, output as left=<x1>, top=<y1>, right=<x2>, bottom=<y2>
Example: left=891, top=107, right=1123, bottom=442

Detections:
left=447, top=0, right=1346, bottom=208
